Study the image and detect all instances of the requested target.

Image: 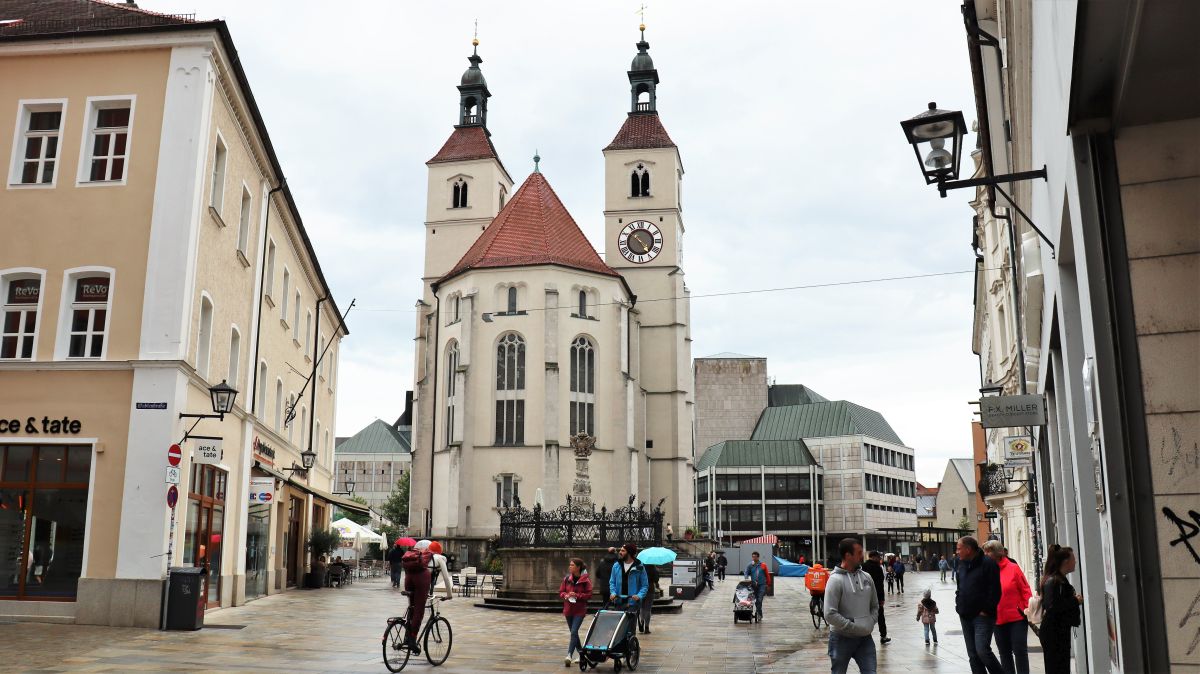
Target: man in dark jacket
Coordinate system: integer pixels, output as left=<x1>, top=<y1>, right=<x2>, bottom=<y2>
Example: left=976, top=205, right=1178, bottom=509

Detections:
left=862, top=551, right=890, bottom=644
left=716, top=552, right=728, bottom=581
left=955, top=536, right=1003, bottom=674
left=595, top=547, right=618, bottom=599
left=386, top=542, right=407, bottom=588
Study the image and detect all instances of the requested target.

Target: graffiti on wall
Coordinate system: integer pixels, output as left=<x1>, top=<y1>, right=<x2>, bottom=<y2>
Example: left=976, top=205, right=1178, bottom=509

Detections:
left=1163, top=506, right=1200, bottom=565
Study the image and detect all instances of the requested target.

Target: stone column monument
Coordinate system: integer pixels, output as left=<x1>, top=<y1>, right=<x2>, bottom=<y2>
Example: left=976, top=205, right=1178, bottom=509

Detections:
left=570, top=431, right=596, bottom=508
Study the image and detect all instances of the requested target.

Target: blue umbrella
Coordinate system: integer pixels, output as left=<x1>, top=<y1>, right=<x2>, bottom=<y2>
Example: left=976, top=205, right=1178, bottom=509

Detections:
left=637, top=547, right=677, bottom=565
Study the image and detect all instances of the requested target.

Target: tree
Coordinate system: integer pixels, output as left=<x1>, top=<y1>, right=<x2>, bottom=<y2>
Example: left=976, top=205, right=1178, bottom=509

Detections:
left=382, top=472, right=409, bottom=529
left=957, top=515, right=973, bottom=532
left=335, top=496, right=371, bottom=526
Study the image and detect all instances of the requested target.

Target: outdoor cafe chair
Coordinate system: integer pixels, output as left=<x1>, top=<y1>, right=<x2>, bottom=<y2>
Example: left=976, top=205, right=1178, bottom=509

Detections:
left=463, top=575, right=478, bottom=597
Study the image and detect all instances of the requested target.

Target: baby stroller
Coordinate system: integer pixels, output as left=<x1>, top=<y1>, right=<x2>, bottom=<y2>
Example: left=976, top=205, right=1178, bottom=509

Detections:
left=733, top=580, right=758, bottom=624
left=578, top=595, right=642, bottom=671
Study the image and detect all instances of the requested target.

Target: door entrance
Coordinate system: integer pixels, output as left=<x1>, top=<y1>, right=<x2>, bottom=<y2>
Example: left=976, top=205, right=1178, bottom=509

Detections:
left=183, top=464, right=227, bottom=609
left=285, top=496, right=302, bottom=587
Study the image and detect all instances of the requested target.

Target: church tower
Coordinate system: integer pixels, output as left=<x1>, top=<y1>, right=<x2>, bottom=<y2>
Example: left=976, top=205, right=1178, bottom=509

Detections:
left=602, top=25, right=695, bottom=530
left=411, top=40, right=513, bottom=535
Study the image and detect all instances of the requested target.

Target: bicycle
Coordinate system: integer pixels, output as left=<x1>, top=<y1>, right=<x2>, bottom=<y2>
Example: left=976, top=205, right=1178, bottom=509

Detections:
left=382, top=592, right=453, bottom=672
left=809, top=593, right=825, bottom=629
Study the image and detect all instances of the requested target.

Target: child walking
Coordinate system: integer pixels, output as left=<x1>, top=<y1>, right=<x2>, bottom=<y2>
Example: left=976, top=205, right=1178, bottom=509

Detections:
left=916, top=588, right=939, bottom=645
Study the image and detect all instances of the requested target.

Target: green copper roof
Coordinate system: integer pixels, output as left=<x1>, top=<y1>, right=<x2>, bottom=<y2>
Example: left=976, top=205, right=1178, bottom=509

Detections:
left=334, top=420, right=411, bottom=456
left=751, top=401, right=905, bottom=446
left=767, top=384, right=829, bottom=407
left=696, top=439, right=817, bottom=472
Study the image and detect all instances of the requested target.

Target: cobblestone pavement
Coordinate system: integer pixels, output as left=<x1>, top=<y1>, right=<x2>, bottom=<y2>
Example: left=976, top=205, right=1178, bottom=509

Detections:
left=0, top=570, right=1045, bottom=673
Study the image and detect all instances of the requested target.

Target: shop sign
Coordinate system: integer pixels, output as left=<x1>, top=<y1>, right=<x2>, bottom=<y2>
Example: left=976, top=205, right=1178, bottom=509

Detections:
left=192, top=437, right=223, bottom=464
left=980, top=394, right=1046, bottom=428
left=74, top=277, right=109, bottom=303
left=0, top=416, right=81, bottom=434
left=6, top=278, right=40, bottom=304
left=1004, top=435, right=1033, bottom=467
left=249, top=476, right=275, bottom=504
left=252, top=436, right=276, bottom=466
left=984, top=511, right=1000, bottom=519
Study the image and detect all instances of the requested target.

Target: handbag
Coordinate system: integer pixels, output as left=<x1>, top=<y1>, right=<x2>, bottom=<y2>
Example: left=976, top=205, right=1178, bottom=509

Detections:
left=1024, top=592, right=1044, bottom=626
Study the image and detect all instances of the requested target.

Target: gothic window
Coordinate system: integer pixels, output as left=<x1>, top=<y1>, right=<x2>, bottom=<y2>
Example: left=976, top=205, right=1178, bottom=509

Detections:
left=453, top=295, right=461, bottom=322
left=495, top=474, right=519, bottom=508
left=630, top=164, right=650, bottom=197
left=506, top=286, right=518, bottom=313
left=452, top=178, right=469, bottom=208
left=494, top=332, right=526, bottom=445
left=445, top=341, right=459, bottom=446
left=569, top=336, right=596, bottom=436
left=578, top=290, right=587, bottom=318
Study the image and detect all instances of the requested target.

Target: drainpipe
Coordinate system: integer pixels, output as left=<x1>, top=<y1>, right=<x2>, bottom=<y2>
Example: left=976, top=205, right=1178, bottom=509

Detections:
left=426, top=295, right=441, bottom=536
left=249, top=183, right=286, bottom=416
left=308, top=296, right=326, bottom=469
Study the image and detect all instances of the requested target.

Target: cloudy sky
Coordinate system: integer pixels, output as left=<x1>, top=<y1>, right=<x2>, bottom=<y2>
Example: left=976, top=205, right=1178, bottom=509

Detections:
left=149, top=0, right=984, bottom=488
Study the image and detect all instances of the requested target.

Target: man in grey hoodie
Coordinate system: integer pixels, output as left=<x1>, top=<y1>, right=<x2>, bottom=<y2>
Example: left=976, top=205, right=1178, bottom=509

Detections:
left=824, top=538, right=878, bottom=674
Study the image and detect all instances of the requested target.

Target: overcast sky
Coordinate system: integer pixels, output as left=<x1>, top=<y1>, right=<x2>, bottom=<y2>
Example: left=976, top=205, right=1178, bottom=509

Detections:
left=149, top=0, right=984, bottom=488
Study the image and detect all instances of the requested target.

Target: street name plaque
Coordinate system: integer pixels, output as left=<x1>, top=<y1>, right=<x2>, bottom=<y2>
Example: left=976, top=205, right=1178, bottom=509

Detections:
left=980, top=394, right=1046, bottom=428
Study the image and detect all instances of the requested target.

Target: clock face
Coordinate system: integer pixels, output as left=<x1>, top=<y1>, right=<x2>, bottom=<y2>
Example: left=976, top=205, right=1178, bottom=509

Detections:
left=618, top=220, right=663, bottom=264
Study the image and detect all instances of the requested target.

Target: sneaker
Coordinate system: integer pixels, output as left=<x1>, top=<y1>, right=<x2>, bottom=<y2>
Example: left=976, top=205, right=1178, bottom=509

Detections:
left=565, top=656, right=573, bottom=667
left=881, top=637, right=891, bottom=644
left=925, top=640, right=930, bottom=645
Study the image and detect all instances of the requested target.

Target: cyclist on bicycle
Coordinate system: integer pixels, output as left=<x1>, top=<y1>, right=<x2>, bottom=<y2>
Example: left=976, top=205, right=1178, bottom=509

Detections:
left=400, top=542, right=434, bottom=653
left=806, top=562, right=830, bottom=616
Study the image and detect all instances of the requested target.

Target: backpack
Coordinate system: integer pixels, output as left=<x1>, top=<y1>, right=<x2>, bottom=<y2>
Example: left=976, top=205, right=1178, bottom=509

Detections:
left=401, top=549, right=432, bottom=574
left=1024, top=592, right=1044, bottom=626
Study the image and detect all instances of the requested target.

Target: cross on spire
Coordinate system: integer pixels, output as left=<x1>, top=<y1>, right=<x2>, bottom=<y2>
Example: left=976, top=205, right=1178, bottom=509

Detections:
left=636, top=3, right=647, bottom=39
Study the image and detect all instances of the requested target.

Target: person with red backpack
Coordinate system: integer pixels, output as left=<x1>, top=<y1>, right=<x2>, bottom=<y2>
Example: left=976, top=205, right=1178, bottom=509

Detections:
left=743, top=551, right=772, bottom=620
left=400, top=540, right=434, bottom=653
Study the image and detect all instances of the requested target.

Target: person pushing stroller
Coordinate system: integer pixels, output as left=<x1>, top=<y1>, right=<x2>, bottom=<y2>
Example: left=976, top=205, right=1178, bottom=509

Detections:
left=608, top=544, right=649, bottom=640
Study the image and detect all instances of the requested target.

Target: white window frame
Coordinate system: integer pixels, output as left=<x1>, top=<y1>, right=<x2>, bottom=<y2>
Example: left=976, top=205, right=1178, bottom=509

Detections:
left=196, top=291, right=214, bottom=379
left=304, top=310, right=312, bottom=352
left=0, top=268, right=46, bottom=360
left=237, top=182, right=253, bottom=258
left=292, top=290, right=301, bottom=342
left=209, top=130, right=227, bottom=212
left=569, top=335, right=596, bottom=436
left=280, top=267, right=291, bottom=323
left=265, top=239, right=277, bottom=299
left=494, top=332, right=526, bottom=446
left=274, top=379, right=284, bottom=432
left=75, top=95, right=136, bottom=187
left=7, top=98, right=67, bottom=189
left=495, top=473, right=520, bottom=508
left=55, top=266, right=115, bottom=360
left=256, top=360, right=268, bottom=415
left=227, top=325, right=242, bottom=389
left=445, top=340, right=460, bottom=446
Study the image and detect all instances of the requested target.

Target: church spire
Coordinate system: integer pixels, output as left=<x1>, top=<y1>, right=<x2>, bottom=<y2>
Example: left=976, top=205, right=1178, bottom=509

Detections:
left=457, top=32, right=490, bottom=129
left=627, top=21, right=660, bottom=114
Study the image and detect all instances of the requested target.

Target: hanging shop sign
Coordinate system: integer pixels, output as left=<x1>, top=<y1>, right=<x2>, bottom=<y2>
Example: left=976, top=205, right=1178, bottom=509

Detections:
left=1004, top=436, right=1034, bottom=467
left=249, top=476, right=275, bottom=504
left=192, top=436, right=223, bottom=465
left=979, top=394, right=1046, bottom=428
left=0, top=416, right=82, bottom=434
left=252, top=436, right=276, bottom=466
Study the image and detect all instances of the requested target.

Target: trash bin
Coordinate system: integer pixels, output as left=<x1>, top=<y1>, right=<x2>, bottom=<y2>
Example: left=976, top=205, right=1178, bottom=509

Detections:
left=164, top=567, right=206, bottom=630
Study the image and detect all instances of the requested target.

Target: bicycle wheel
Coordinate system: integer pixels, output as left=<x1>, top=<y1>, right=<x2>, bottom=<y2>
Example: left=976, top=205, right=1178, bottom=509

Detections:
left=626, top=636, right=640, bottom=671
left=423, top=616, right=453, bottom=666
left=382, top=620, right=411, bottom=672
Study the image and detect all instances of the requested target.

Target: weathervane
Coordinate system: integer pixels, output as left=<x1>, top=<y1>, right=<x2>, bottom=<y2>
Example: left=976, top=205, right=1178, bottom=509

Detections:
left=533, top=149, right=541, bottom=173
left=636, top=3, right=647, bottom=38
left=472, top=18, right=479, bottom=54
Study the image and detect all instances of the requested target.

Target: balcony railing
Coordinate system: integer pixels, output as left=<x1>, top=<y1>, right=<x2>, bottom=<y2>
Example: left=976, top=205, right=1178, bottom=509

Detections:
left=635, top=101, right=652, bottom=112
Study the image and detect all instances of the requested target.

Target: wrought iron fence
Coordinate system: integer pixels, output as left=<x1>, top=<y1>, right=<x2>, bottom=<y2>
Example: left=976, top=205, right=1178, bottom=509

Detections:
left=498, top=495, right=665, bottom=548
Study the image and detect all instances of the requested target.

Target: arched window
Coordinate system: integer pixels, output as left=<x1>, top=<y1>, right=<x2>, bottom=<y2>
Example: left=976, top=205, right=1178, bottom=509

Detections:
left=445, top=341, right=460, bottom=446
left=641, top=171, right=650, bottom=196
left=630, top=164, right=650, bottom=197
left=452, top=178, right=468, bottom=208
left=569, top=336, right=596, bottom=436
left=630, top=171, right=640, bottom=198
left=578, top=290, right=587, bottom=317
left=227, top=326, right=241, bottom=387
left=197, top=294, right=214, bottom=378
left=495, top=333, right=526, bottom=445
left=274, top=379, right=284, bottom=431
left=507, top=286, right=518, bottom=313
left=256, top=361, right=268, bottom=414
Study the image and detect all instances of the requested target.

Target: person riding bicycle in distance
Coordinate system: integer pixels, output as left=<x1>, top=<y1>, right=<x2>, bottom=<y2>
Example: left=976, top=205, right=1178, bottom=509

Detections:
left=609, top=543, right=649, bottom=630
left=806, top=562, right=831, bottom=614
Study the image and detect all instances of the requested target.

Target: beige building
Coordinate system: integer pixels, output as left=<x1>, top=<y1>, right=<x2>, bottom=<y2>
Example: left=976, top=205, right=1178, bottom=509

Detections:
left=931, top=459, right=977, bottom=532
left=408, top=31, right=695, bottom=563
left=0, top=2, right=356, bottom=627
left=693, top=353, right=768, bottom=460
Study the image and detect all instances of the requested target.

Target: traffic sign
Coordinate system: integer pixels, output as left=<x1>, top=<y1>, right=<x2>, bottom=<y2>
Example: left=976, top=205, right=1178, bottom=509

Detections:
left=165, top=466, right=181, bottom=484
left=167, top=485, right=179, bottom=509
left=167, top=444, right=182, bottom=467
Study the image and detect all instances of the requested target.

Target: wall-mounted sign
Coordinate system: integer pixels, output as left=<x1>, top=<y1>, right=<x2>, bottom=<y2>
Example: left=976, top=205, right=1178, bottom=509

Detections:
left=0, top=416, right=81, bottom=434
left=165, top=466, right=181, bottom=484
left=6, top=278, right=40, bottom=304
left=980, top=394, right=1046, bottom=428
left=74, top=277, right=109, bottom=303
left=252, top=436, right=276, bottom=466
left=167, top=485, right=179, bottom=509
left=984, top=511, right=1000, bottom=519
left=136, top=402, right=168, bottom=410
left=192, top=437, right=223, bottom=465
left=249, top=476, right=275, bottom=504
left=1004, top=436, right=1033, bottom=467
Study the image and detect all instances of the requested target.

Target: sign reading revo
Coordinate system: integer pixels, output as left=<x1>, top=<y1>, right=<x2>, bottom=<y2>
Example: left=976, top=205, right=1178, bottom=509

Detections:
left=167, top=444, right=182, bottom=467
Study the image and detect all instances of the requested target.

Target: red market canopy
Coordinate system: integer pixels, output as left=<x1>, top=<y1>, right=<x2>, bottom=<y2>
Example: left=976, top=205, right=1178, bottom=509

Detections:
left=738, top=534, right=779, bottom=545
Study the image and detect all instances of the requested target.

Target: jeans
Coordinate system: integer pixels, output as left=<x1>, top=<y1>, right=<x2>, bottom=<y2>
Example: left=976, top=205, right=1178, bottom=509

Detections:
left=895, top=574, right=904, bottom=593
left=923, top=622, right=938, bottom=643
left=828, top=632, right=877, bottom=674
left=876, top=604, right=887, bottom=639
left=390, top=563, right=403, bottom=587
left=565, top=614, right=585, bottom=657
left=995, top=619, right=1030, bottom=674
left=940, top=569, right=947, bottom=582
left=959, top=615, right=1005, bottom=674
left=717, top=566, right=726, bottom=580
left=639, top=590, right=653, bottom=630
left=754, top=585, right=766, bottom=616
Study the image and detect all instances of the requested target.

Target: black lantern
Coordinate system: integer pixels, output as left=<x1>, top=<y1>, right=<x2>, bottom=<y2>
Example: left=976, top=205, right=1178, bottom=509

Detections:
left=346, top=478, right=355, bottom=493
left=900, top=102, right=967, bottom=184
left=300, top=448, right=317, bottom=470
left=209, top=379, right=238, bottom=416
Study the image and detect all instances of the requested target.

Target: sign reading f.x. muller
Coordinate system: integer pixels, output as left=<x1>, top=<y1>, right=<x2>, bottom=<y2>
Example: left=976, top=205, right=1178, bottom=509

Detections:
left=980, top=394, right=1047, bottom=428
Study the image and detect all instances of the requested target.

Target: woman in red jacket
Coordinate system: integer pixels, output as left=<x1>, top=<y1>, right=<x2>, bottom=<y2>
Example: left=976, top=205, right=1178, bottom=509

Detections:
left=559, top=558, right=593, bottom=667
left=984, top=540, right=1032, bottom=674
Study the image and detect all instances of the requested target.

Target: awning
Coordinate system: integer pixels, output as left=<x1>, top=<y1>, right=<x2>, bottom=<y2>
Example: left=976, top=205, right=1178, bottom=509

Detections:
left=738, top=534, right=779, bottom=545
left=257, top=460, right=370, bottom=515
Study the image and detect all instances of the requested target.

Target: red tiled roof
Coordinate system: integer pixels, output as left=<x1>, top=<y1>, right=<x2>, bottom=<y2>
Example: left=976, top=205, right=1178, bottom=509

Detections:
left=603, top=113, right=677, bottom=151
left=439, top=172, right=619, bottom=284
left=427, top=126, right=499, bottom=164
left=0, top=0, right=199, bottom=38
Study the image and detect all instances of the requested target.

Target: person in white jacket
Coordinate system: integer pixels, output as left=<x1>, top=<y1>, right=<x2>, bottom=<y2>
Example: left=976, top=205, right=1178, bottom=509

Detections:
left=824, top=538, right=878, bottom=674
left=423, top=540, right=453, bottom=598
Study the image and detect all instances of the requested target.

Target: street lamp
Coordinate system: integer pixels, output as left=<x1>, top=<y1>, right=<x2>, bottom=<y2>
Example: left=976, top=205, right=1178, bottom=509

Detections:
left=179, top=380, right=240, bottom=441
left=282, top=448, right=317, bottom=477
left=900, top=102, right=967, bottom=185
left=334, top=477, right=355, bottom=496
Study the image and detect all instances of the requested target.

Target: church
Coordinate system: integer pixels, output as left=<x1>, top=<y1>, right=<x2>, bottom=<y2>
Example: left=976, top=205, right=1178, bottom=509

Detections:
left=407, top=28, right=695, bottom=564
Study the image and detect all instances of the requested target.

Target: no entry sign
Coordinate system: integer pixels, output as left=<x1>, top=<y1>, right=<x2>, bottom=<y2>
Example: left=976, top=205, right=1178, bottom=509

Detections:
left=167, top=484, right=179, bottom=509
left=167, top=444, right=182, bottom=467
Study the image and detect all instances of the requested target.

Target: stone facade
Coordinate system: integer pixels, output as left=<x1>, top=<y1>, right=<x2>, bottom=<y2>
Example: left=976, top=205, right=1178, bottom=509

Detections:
left=693, top=355, right=768, bottom=458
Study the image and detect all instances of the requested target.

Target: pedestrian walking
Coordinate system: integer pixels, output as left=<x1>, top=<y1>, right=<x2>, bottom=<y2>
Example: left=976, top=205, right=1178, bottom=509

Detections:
left=666, top=523, right=673, bottom=541
left=386, top=539, right=407, bottom=588
left=640, top=562, right=658, bottom=633
left=743, top=551, right=771, bottom=620
left=1037, top=544, right=1082, bottom=674
left=983, top=541, right=1032, bottom=674
left=862, top=551, right=889, bottom=644
left=954, top=535, right=1004, bottom=674
left=595, top=547, right=618, bottom=598
left=951, top=554, right=960, bottom=582
left=703, top=552, right=716, bottom=590
left=885, top=555, right=896, bottom=594
left=892, top=557, right=906, bottom=594
left=824, top=538, right=878, bottom=674
left=717, top=551, right=728, bottom=581
left=938, top=554, right=950, bottom=583
left=558, top=557, right=592, bottom=667
left=916, top=588, right=939, bottom=645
